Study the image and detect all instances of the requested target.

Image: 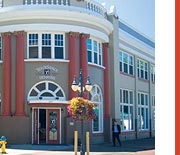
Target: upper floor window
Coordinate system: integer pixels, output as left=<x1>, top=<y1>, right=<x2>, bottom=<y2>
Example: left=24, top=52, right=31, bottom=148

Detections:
left=0, top=36, right=2, bottom=60
left=119, top=51, right=134, bottom=75
left=28, top=33, right=64, bottom=59
left=87, top=39, right=102, bottom=66
left=151, top=64, right=155, bottom=83
left=137, top=59, right=149, bottom=80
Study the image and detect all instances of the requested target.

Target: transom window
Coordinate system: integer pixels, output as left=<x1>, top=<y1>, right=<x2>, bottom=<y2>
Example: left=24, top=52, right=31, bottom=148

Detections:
left=28, top=33, right=64, bottom=59
left=137, top=59, right=149, bottom=80
left=89, top=85, right=103, bottom=133
left=120, top=89, right=134, bottom=131
left=0, top=36, right=2, bottom=60
left=119, top=51, right=134, bottom=75
left=138, top=92, right=149, bottom=130
left=28, top=81, right=66, bottom=101
left=87, top=39, right=102, bottom=66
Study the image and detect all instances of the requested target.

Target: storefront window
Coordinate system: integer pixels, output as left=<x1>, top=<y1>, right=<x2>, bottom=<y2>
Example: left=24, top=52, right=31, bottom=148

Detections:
left=138, top=92, right=149, bottom=130
left=120, top=89, right=134, bottom=131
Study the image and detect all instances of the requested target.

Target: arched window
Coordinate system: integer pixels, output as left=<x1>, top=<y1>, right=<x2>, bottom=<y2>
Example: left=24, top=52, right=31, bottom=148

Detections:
left=89, top=85, right=103, bottom=133
left=28, top=81, right=66, bottom=101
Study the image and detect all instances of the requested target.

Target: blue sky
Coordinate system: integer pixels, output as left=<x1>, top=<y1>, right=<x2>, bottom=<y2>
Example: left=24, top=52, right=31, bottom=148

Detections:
left=97, top=0, right=155, bottom=40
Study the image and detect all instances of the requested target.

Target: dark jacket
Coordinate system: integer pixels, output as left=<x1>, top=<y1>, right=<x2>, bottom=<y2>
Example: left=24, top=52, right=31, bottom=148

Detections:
left=112, top=124, right=121, bottom=134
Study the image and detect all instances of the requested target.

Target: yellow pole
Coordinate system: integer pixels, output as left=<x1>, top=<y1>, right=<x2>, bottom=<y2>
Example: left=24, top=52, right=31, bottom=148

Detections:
left=86, top=132, right=90, bottom=155
left=74, top=131, right=78, bottom=155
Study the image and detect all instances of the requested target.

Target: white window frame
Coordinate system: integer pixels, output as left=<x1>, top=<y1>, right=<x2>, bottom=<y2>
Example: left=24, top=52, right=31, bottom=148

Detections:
left=137, top=59, right=149, bottom=80
left=138, top=92, right=149, bottom=130
left=151, top=64, right=155, bottom=83
left=87, top=38, right=102, bottom=66
left=27, top=32, right=65, bottom=60
left=89, top=85, right=103, bottom=133
left=27, top=81, right=66, bottom=101
left=119, top=51, right=134, bottom=75
left=119, top=89, right=135, bottom=131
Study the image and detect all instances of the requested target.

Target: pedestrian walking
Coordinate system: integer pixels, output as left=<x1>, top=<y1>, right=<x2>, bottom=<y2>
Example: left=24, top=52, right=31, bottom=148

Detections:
left=112, top=120, right=122, bottom=147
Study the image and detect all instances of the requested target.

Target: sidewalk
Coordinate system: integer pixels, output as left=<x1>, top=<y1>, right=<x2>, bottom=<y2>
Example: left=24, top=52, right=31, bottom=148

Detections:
left=5, top=137, right=155, bottom=155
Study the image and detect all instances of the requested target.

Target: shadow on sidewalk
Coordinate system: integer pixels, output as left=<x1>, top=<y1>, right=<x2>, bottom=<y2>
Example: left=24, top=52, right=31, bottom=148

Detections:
left=89, top=138, right=155, bottom=152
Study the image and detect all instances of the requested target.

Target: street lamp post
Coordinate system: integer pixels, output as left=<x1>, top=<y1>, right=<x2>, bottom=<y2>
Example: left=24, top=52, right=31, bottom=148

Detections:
left=71, top=69, right=93, bottom=155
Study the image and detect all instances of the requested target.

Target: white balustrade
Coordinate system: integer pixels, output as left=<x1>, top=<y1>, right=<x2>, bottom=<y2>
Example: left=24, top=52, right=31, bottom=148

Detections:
left=23, top=0, right=106, bottom=18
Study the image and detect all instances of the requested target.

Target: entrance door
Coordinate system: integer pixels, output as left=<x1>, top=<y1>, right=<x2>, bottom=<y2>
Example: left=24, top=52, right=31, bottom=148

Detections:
left=32, top=108, right=60, bottom=144
left=47, top=109, right=60, bottom=144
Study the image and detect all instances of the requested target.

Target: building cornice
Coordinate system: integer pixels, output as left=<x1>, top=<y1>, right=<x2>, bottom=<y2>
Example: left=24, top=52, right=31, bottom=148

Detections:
left=0, top=5, right=113, bottom=36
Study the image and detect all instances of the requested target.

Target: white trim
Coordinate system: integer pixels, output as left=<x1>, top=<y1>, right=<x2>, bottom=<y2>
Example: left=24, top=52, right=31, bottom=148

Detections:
left=25, top=59, right=69, bottom=63
left=0, top=5, right=113, bottom=36
left=28, top=100, right=68, bottom=104
left=119, top=41, right=155, bottom=63
left=119, top=30, right=154, bottom=56
left=0, top=24, right=109, bottom=42
left=60, top=108, right=62, bottom=144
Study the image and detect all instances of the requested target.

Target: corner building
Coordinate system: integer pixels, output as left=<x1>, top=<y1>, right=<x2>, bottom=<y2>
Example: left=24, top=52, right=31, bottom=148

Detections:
left=0, top=0, right=155, bottom=144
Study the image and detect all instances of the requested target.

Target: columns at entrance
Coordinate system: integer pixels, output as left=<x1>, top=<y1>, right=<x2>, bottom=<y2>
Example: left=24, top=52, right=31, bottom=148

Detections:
left=15, top=31, right=25, bottom=116
left=68, top=32, right=79, bottom=99
left=103, top=43, right=110, bottom=118
left=1, top=33, right=12, bottom=116
left=80, top=33, right=90, bottom=99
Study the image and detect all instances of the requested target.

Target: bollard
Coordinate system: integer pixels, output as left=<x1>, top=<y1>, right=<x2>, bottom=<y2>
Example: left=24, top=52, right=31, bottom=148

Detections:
left=0, top=136, right=7, bottom=154
left=86, top=132, right=90, bottom=155
left=74, top=131, right=78, bottom=155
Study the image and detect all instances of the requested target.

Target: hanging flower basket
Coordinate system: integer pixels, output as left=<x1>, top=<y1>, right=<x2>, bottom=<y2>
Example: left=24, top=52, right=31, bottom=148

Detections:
left=67, top=97, right=96, bottom=121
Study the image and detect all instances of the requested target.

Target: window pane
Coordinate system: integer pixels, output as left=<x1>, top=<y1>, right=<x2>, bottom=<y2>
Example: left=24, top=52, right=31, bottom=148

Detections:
left=41, top=92, right=53, bottom=97
left=88, top=50, right=92, bottom=62
left=30, top=89, right=38, bottom=96
left=119, top=52, right=123, bottom=61
left=42, top=34, right=51, bottom=45
left=123, top=53, right=128, bottom=63
left=99, top=54, right=102, bottom=65
left=141, top=69, right=144, bottom=78
left=145, top=71, right=148, bottom=80
left=94, top=53, right=97, bottom=64
left=36, top=83, right=45, bottom=91
left=141, top=108, right=144, bottom=129
left=146, top=108, right=148, bottom=129
left=42, top=47, right=51, bottom=58
left=56, top=90, right=64, bottom=97
left=124, top=63, right=128, bottom=73
left=129, top=65, right=133, bottom=75
left=123, top=106, right=128, bottom=130
left=87, top=39, right=92, bottom=50
left=49, top=83, right=57, bottom=91
left=55, top=47, right=63, bottom=59
left=141, top=94, right=144, bottom=105
left=93, top=107, right=99, bottom=131
left=129, top=92, right=133, bottom=104
left=130, top=106, right=133, bottom=130
left=129, top=56, right=133, bottom=65
left=29, top=47, right=38, bottom=58
left=120, top=62, right=122, bottom=72
left=120, top=89, right=122, bottom=102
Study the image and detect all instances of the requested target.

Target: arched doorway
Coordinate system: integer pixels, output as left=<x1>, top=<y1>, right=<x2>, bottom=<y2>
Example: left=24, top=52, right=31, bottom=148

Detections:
left=27, top=81, right=67, bottom=144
